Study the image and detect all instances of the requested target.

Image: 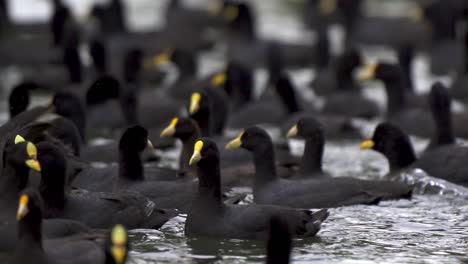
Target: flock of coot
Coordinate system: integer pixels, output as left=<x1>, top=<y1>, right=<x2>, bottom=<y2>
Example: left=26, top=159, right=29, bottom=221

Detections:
left=0, top=0, right=467, bottom=263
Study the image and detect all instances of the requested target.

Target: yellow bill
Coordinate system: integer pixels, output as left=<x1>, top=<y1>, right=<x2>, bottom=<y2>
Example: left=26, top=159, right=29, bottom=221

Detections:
left=358, top=63, right=378, bottom=81
left=17, top=194, right=29, bottom=221
left=26, top=159, right=41, bottom=172
left=189, top=140, right=204, bottom=165
left=286, top=125, right=298, bottom=138
left=360, top=139, right=375, bottom=150
left=14, top=135, right=26, bottom=144
left=408, top=6, right=424, bottom=22
left=151, top=49, right=174, bottom=67
left=225, top=131, right=244, bottom=150
left=26, top=142, right=38, bottom=159
left=224, top=5, right=239, bottom=22
left=189, top=93, right=202, bottom=115
left=319, top=0, right=337, bottom=15
left=160, top=118, right=178, bottom=138
left=147, top=139, right=154, bottom=149
left=111, top=225, right=127, bottom=264
left=211, top=72, right=227, bottom=87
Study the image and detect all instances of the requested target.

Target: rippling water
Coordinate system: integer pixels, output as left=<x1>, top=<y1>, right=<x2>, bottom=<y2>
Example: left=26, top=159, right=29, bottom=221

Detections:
left=6, top=0, right=468, bottom=263
left=127, top=140, right=468, bottom=264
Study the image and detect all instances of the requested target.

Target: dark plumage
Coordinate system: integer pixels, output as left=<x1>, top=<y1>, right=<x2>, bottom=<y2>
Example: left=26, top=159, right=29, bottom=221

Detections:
left=160, top=116, right=285, bottom=187
left=35, top=142, right=178, bottom=229
left=359, top=62, right=434, bottom=137
left=8, top=82, right=37, bottom=118
left=73, top=125, right=197, bottom=212
left=0, top=136, right=106, bottom=253
left=225, top=127, right=385, bottom=208
left=185, top=87, right=300, bottom=173
left=188, top=88, right=229, bottom=137
left=427, top=82, right=455, bottom=150
left=316, top=49, right=380, bottom=119
left=424, top=0, right=464, bottom=75
left=286, top=117, right=413, bottom=200
left=0, top=105, right=56, bottom=180
left=363, top=122, right=468, bottom=186
left=220, top=3, right=321, bottom=69
left=50, top=0, right=71, bottom=47
left=185, top=138, right=328, bottom=239
left=449, top=30, right=468, bottom=102
left=73, top=126, right=179, bottom=193
left=228, top=72, right=306, bottom=129
left=160, top=117, right=201, bottom=176
left=224, top=61, right=253, bottom=110
left=361, top=123, right=417, bottom=173
left=12, top=188, right=105, bottom=264
left=266, top=216, right=292, bottom=264
left=53, top=91, right=87, bottom=142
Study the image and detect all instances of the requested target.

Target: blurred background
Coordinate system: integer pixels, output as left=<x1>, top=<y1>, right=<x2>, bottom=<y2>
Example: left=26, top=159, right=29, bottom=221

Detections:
left=1, top=0, right=468, bottom=263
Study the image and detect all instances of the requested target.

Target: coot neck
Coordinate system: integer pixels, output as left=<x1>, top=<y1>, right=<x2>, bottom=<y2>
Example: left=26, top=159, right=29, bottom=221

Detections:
left=386, top=143, right=417, bottom=172
left=336, top=70, right=357, bottom=92
left=429, top=97, right=455, bottom=148
left=196, top=157, right=222, bottom=204
left=119, top=88, right=139, bottom=125
left=275, top=80, right=301, bottom=114
left=315, top=28, right=330, bottom=69
left=119, top=148, right=144, bottom=181
left=252, top=143, right=278, bottom=187
left=0, top=164, right=29, bottom=201
left=17, top=216, right=43, bottom=251
left=384, top=77, right=407, bottom=117
left=39, top=167, right=66, bottom=211
left=191, top=109, right=212, bottom=137
left=399, top=59, right=414, bottom=94
left=299, top=137, right=324, bottom=175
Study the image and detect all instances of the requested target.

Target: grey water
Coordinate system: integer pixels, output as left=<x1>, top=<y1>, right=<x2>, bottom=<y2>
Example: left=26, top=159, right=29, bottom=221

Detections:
left=5, top=0, right=468, bottom=263
left=127, top=139, right=468, bottom=264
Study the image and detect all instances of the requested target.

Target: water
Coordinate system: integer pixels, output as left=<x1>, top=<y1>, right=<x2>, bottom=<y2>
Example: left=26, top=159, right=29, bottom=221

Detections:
left=5, top=0, right=468, bottom=263
left=129, top=194, right=467, bottom=264
left=126, top=138, right=468, bottom=264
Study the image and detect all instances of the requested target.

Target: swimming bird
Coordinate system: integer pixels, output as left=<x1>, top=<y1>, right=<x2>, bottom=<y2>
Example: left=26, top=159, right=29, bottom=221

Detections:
left=188, top=88, right=229, bottom=138
left=12, top=188, right=105, bottom=264
left=0, top=135, right=109, bottom=253
left=317, top=49, right=380, bottom=119
left=185, top=138, right=329, bottom=239
left=359, top=62, right=433, bottom=137
left=33, top=141, right=178, bottom=229
left=72, top=125, right=180, bottom=192
left=75, top=125, right=239, bottom=212
left=426, top=82, right=456, bottom=150
left=361, top=122, right=468, bottom=187
left=160, top=116, right=293, bottom=186
left=286, top=117, right=413, bottom=200
left=225, top=127, right=385, bottom=208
